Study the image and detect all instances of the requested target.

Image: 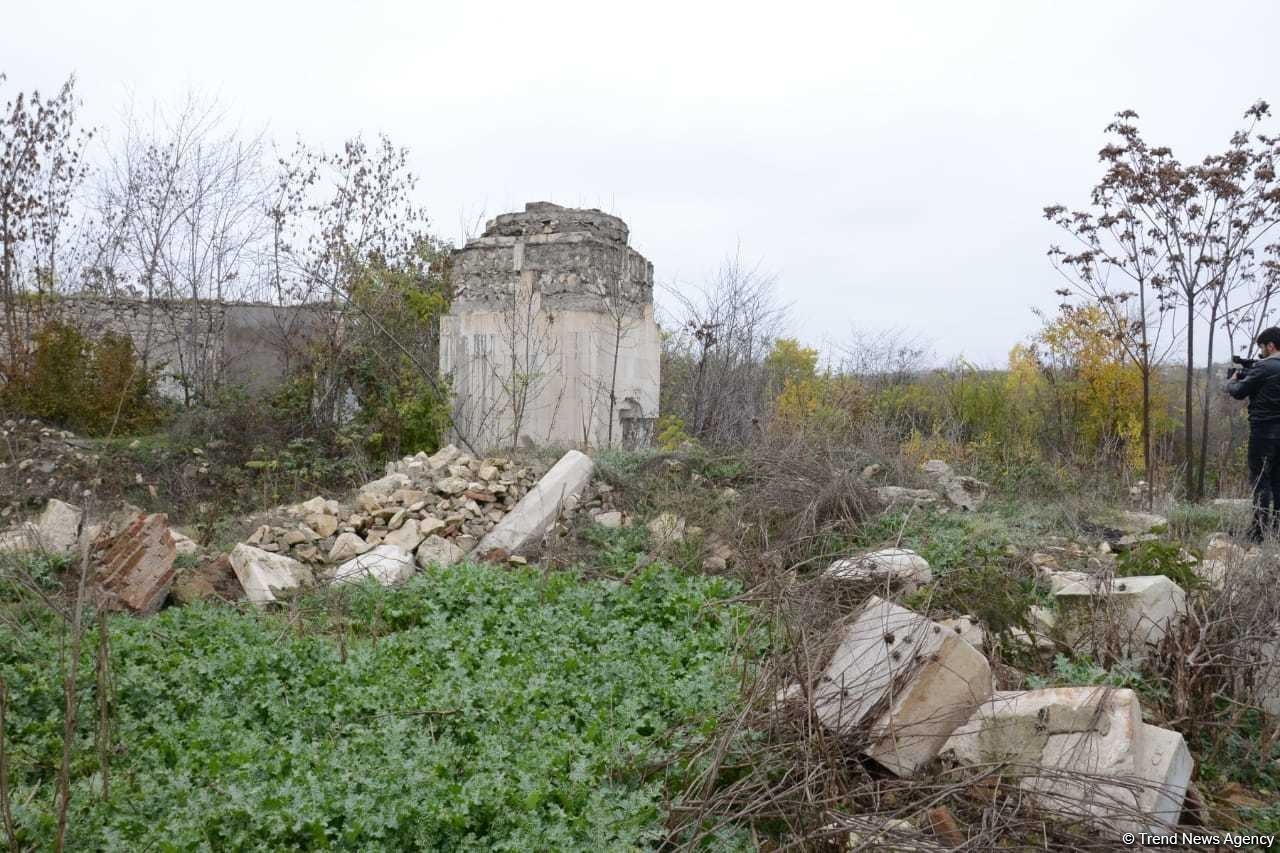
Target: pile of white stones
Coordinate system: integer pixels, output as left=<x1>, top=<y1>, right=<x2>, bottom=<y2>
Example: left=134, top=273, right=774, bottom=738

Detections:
left=239, top=444, right=540, bottom=571
left=229, top=448, right=601, bottom=605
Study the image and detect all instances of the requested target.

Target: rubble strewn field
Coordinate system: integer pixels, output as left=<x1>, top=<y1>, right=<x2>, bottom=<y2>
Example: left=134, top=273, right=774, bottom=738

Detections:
left=2, top=433, right=1279, bottom=849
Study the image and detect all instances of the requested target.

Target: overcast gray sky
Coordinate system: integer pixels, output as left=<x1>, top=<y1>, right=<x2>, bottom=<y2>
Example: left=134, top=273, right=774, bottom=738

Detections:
left=4, top=0, right=1278, bottom=364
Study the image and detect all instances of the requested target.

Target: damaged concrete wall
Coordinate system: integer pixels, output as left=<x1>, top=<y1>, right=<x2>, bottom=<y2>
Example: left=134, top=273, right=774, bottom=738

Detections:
left=2, top=296, right=335, bottom=400
left=441, top=202, right=661, bottom=451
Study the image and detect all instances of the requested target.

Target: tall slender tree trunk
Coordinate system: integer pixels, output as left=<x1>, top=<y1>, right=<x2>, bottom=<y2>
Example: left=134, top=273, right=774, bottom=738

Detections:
left=1138, top=278, right=1154, bottom=510
left=1184, top=307, right=1195, bottom=501
left=606, top=320, right=621, bottom=448
left=1196, top=302, right=1219, bottom=499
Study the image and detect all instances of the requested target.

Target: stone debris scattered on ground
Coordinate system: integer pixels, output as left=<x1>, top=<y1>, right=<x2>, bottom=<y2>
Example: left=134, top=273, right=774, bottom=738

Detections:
left=825, top=548, right=933, bottom=593
left=869, top=459, right=990, bottom=513
left=919, top=459, right=990, bottom=512
left=647, top=511, right=687, bottom=549
left=874, top=485, right=940, bottom=507
left=942, top=687, right=1192, bottom=836
left=0, top=497, right=83, bottom=554
left=0, top=418, right=100, bottom=520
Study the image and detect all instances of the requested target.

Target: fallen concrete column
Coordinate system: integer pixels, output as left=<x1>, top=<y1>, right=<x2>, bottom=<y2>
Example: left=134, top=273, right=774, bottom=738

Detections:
left=229, top=544, right=315, bottom=606
left=1054, top=575, right=1186, bottom=659
left=96, top=512, right=176, bottom=615
left=476, top=450, right=593, bottom=556
left=812, top=596, right=993, bottom=776
left=942, top=687, right=1191, bottom=836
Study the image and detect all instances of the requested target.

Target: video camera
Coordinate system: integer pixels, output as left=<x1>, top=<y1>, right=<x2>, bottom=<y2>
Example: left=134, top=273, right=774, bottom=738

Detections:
left=1229, top=354, right=1257, bottom=379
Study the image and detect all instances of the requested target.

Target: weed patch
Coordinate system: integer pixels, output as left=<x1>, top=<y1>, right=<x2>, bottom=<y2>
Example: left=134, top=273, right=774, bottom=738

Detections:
left=1, top=562, right=746, bottom=850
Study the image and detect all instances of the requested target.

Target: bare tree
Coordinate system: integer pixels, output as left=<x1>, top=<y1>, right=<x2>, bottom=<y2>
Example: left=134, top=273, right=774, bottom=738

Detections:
left=0, top=73, right=92, bottom=378
left=578, top=243, right=649, bottom=448
left=1046, top=114, right=1179, bottom=507
left=94, top=92, right=269, bottom=403
left=662, top=252, right=788, bottom=446
left=493, top=275, right=560, bottom=450
left=1053, top=103, right=1280, bottom=501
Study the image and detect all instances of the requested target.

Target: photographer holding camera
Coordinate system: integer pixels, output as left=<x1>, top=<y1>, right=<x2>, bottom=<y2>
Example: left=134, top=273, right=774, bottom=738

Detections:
left=1227, top=327, right=1280, bottom=541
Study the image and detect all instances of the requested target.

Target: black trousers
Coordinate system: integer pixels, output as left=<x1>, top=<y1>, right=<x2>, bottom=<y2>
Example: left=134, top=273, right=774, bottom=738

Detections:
left=1248, top=424, right=1280, bottom=539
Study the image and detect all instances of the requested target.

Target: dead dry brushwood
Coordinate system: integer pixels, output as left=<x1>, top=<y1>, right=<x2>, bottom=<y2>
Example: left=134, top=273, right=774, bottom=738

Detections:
left=732, top=434, right=878, bottom=574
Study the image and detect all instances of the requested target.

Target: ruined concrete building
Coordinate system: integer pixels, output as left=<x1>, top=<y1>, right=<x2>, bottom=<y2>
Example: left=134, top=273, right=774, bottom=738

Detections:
left=442, top=202, right=660, bottom=450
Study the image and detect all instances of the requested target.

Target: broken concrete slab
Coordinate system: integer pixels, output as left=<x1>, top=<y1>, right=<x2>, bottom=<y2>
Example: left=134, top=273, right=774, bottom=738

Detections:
left=943, top=687, right=1191, bottom=836
left=825, top=548, right=933, bottom=593
left=476, top=450, right=593, bottom=556
left=875, top=486, right=938, bottom=506
left=96, top=512, right=176, bottom=614
left=1054, top=575, right=1186, bottom=657
left=938, top=616, right=985, bottom=651
left=594, top=510, right=624, bottom=529
left=1254, top=627, right=1280, bottom=716
left=1136, top=722, right=1194, bottom=832
left=36, top=499, right=82, bottom=554
left=0, top=499, right=82, bottom=555
left=416, top=535, right=465, bottom=569
left=812, top=596, right=992, bottom=776
left=229, top=544, right=315, bottom=606
left=333, top=544, right=416, bottom=586
left=919, top=460, right=988, bottom=511
left=1044, top=569, right=1092, bottom=594
left=944, top=476, right=987, bottom=512
left=171, top=530, right=199, bottom=556
left=0, top=524, right=37, bottom=552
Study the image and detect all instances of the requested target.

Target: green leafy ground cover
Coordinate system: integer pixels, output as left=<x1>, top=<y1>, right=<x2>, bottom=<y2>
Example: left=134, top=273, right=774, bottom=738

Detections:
left=1, top=562, right=746, bottom=851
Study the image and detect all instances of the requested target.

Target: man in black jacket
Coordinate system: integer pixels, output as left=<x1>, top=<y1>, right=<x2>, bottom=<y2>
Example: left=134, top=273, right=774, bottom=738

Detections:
left=1227, top=326, right=1280, bottom=541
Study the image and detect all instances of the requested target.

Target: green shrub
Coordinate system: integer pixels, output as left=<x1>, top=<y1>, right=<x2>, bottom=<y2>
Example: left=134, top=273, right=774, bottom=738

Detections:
left=2, top=319, right=161, bottom=434
left=0, top=562, right=745, bottom=850
left=907, top=561, right=1040, bottom=637
left=1115, top=539, right=1207, bottom=592
left=1025, top=653, right=1169, bottom=706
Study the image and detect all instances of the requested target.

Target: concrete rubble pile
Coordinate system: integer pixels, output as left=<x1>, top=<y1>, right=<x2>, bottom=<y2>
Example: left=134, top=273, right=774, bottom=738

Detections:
left=777, top=562, right=1197, bottom=834
left=942, top=687, right=1192, bottom=836
left=230, top=447, right=598, bottom=595
left=239, top=445, right=545, bottom=573
left=0, top=496, right=181, bottom=615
